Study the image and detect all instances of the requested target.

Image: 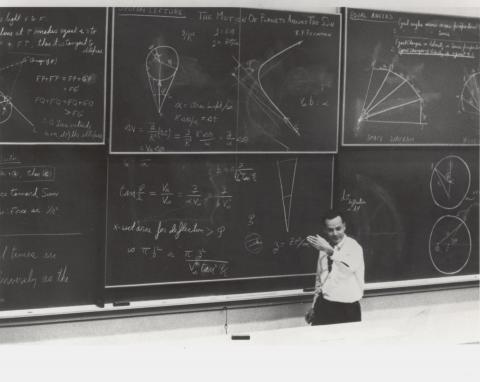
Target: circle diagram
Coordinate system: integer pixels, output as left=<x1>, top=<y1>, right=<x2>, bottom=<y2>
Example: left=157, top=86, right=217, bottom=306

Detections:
left=429, top=155, right=470, bottom=210
left=145, top=46, right=179, bottom=115
left=428, top=215, right=471, bottom=275
left=0, top=91, right=13, bottom=124
left=146, top=46, right=179, bottom=82
left=459, top=72, right=480, bottom=117
left=244, top=232, right=264, bottom=255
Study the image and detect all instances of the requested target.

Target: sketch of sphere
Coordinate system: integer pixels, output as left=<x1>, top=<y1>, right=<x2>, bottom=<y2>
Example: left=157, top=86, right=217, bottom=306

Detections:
left=0, top=92, right=13, bottom=124
left=429, top=155, right=470, bottom=210
left=244, top=233, right=264, bottom=255
left=145, top=46, right=179, bottom=82
left=428, top=215, right=471, bottom=275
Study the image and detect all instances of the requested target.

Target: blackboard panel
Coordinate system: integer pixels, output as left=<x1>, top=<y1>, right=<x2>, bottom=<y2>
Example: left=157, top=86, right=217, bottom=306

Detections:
left=0, top=147, right=106, bottom=310
left=110, top=8, right=340, bottom=153
left=237, top=9, right=341, bottom=152
left=343, top=8, right=480, bottom=146
left=106, top=155, right=333, bottom=287
left=336, top=148, right=479, bottom=283
left=0, top=8, right=107, bottom=143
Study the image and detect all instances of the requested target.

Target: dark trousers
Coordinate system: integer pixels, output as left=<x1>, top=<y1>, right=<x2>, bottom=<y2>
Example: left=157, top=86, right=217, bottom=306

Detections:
left=311, top=294, right=361, bottom=326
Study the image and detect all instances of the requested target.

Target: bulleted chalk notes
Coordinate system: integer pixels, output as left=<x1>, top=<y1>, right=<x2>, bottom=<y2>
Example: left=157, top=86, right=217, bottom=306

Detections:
left=0, top=8, right=107, bottom=144
left=343, top=8, right=480, bottom=146
left=110, top=8, right=341, bottom=153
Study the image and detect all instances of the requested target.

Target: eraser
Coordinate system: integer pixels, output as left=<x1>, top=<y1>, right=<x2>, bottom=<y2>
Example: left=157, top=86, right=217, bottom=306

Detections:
left=113, top=301, right=130, bottom=307
left=231, top=335, right=250, bottom=340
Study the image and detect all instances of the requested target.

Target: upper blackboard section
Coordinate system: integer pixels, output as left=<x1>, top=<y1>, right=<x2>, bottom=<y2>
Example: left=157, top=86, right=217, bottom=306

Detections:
left=336, top=148, right=479, bottom=282
left=343, top=8, right=480, bottom=146
left=0, top=146, right=106, bottom=311
left=110, top=8, right=341, bottom=153
left=105, top=154, right=333, bottom=287
left=0, top=8, right=107, bottom=144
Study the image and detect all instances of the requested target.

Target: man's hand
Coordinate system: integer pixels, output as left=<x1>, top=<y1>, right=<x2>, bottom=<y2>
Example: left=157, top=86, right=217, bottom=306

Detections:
left=305, top=307, right=315, bottom=324
left=306, top=234, right=333, bottom=253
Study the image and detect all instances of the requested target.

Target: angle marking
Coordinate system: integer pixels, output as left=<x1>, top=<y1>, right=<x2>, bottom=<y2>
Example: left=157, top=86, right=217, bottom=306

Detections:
left=364, top=69, right=390, bottom=112
left=365, top=98, right=421, bottom=120
left=366, top=78, right=408, bottom=115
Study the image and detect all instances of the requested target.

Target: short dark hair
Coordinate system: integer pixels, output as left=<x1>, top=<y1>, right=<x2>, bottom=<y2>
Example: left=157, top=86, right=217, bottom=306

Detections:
left=322, top=209, right=345, bottom=224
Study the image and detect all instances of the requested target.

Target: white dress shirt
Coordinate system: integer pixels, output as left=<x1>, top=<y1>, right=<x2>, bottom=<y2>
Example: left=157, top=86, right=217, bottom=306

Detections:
left=313, top=234, right=365, bottom=303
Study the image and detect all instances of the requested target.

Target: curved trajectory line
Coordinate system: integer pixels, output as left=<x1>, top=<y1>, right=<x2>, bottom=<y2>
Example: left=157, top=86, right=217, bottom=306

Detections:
left=0, top=89, right=34, bottom=127
left=258, top=40, right=303, bottom=136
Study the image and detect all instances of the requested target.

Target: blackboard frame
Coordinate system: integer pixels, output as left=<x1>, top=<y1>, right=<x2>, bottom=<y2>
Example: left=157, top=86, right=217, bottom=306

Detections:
left=0, top=7, right=109, bottom=145
left=0, top=6, right=478, bottom=322
left=104, top=154, right=335, bottom=288
left=108, top=7, right=342, bottom=155
left=341, top=7, right=480, bottom=147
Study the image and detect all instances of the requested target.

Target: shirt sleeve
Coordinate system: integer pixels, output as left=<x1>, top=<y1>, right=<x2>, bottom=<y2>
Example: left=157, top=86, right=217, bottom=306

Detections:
left=313, top=251, right=329, bottom=305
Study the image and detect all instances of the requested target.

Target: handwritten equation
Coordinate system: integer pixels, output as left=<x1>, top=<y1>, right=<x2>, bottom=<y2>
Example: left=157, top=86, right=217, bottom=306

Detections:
left=0, top=8, right=106, bottom=143
left=111, top=8, right=340, bottom=153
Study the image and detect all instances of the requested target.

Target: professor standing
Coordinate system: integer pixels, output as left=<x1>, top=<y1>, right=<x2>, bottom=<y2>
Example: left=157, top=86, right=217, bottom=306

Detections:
left=305, top=209, right=365, bottom=325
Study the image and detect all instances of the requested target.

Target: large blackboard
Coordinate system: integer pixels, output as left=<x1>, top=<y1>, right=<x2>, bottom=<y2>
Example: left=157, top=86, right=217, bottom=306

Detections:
left=0, top=8, right=107, bottom=143
left=343, top=8, right=480, bottom=146
left=0, top=147, right=106, bottom=310
left=105, top=155, right=333, bottom=289
left=336, top=148, right=479, bottom=283
left=110, top=8, right=340, bottom=153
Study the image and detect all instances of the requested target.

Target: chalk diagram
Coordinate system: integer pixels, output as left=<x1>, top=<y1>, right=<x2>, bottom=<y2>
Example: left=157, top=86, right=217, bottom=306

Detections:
left=235, top=41, right=303, bottom=150
left=429, top=155, right=470, bottom=210
left=459, top=72, right=480, bottom=117
left=0, top=60, right=35, bottom=130
left=357, top=67, right=425, bottom=131
left=146, top=46, right=179, bottom=116
left=428, top=214, right=471, bottom=275
left=0, top=89, right=34, bottom=129
left=244, top=232, right=264, bottom=255
left=277, top=158, right=298, bottom=233
left=0, top=91, right=13, bottom=124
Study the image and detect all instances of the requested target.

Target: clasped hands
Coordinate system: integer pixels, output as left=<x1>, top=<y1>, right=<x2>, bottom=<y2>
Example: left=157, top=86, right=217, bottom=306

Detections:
left=306, top=234, right=333, bottom=254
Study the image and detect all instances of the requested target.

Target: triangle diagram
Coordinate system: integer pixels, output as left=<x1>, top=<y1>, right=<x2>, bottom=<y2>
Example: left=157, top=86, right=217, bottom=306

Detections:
left=277, top=158, right=298, bottom=233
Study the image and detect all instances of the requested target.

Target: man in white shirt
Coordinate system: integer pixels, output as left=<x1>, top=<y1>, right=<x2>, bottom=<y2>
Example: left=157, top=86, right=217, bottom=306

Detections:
left=305, top=210, right=364, bottom=325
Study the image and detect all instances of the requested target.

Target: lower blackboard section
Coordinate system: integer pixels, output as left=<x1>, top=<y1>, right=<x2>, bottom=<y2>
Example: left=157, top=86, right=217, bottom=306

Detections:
left=105, top=154, right=334, bottom=288
left=0, top=146, right=106, bottom=311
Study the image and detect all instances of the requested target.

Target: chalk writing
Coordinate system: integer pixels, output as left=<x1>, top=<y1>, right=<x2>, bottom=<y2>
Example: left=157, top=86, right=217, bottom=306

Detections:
left=344, top=8, right=480, bottom=145
left=340, top=189, right=367, bottom=212
left=106, top=155, right=334, bottom=286
left=111, top=7, right=340, bottom=152
left=0, top=147, right=105, bottom=310
left=0, top=8, right=106, bottom=143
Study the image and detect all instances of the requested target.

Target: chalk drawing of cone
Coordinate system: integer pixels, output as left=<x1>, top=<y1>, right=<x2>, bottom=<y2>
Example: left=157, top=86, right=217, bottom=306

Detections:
left=145, top=45, right=179, bottom=116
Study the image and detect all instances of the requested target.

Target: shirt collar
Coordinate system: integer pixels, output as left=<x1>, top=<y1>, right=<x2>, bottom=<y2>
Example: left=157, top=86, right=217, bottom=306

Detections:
left=334, top=234, right=348, bottom=250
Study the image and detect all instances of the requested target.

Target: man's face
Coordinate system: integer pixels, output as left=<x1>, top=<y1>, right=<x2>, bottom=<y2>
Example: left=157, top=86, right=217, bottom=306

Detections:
left=324, top=216, right=346, bottom=246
